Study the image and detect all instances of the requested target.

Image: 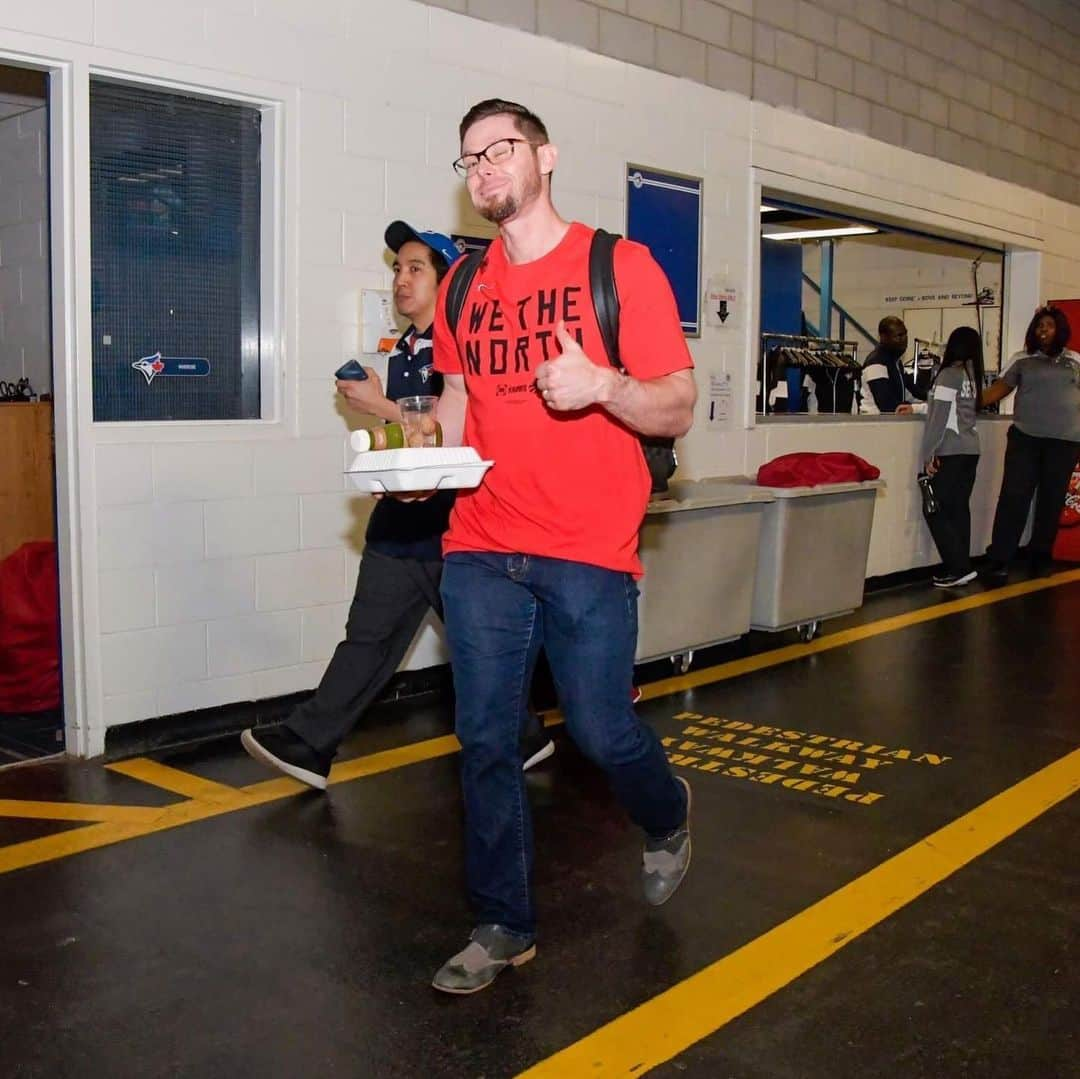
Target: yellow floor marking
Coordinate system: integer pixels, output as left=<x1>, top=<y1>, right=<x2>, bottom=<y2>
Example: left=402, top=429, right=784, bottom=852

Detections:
left=0, top=800, right=160, bottom=824
left=517, top=746, right=1080, bottom=1078
left=0, top=568, right=1075, bottom=880
left=106, top=758, right=247, bottom=803
left=0, top=821, right=151, bottom=875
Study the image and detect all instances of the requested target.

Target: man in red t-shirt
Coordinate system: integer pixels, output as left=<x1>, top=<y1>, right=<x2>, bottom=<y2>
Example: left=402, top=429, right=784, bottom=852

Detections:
left=430, top=99, right=697, bottom=995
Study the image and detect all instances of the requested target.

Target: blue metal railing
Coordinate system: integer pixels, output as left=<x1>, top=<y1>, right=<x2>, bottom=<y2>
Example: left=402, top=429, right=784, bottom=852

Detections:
left=801, top=273, right=876, bottom=349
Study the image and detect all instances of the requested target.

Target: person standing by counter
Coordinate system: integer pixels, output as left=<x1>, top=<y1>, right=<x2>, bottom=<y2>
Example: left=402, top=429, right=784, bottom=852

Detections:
left=859, top=316, right=926, bottom=415
left=917, top=326, right=984, bottom=588
left=981, top=305, right=1080, bottom=578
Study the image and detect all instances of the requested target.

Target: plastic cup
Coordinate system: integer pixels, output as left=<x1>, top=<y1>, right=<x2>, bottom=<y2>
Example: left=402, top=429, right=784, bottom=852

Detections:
left=398, top=395, right=440, bottom=447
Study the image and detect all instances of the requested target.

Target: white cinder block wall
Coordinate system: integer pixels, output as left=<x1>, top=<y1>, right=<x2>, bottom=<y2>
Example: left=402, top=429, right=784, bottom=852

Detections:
left=3, top=0, right=1079, bottom=756
left=0, top=102, right=49, bottom=390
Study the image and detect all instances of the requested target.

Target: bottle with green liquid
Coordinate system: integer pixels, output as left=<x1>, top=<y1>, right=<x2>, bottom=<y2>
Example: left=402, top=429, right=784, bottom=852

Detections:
left=351, top=420, right=443, bottom=451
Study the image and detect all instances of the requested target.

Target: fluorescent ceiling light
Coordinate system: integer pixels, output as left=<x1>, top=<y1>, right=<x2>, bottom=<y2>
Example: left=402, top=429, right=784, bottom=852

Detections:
left=762, top=225, right=879, bottom=241
left=759, top=204, right=781, bottom=213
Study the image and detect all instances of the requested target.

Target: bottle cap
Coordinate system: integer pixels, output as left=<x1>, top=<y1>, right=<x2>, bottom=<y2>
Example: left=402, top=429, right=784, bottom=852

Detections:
left=350, top=429, right=375, bottom=452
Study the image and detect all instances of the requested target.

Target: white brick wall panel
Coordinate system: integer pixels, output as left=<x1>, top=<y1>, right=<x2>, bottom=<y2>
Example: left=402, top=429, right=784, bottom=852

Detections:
left=254, top=436, right=345, bottom=496
left=300, top=491, right=370, bottom=551
left=101, top=623, right=208, bottom=695
left=204, top=496, right=300, bottom=559
left=252, top=661, right=327, bottom=700
left=156, top=559, right=256, bottom=625
left=96, top=445, right=154, bottom=506
left=99, top=568, right=157, bottom=634
left=157, top=674, right=258, bottom=718
left=152, top=443, right=254, bottom=502
left=207, top=611, right=303, bottom=677
left=256, top=547, right=348, bottom=611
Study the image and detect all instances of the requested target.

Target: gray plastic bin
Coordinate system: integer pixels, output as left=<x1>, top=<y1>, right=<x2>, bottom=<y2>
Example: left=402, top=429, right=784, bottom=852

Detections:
left=718, top=477, right=882, bottom=638
left=636, top=480, right=774, bottom=665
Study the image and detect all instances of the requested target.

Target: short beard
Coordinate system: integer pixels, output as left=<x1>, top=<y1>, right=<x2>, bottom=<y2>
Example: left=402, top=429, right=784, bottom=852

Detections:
left=480, top=194, right=519, bottom=224
left=477, top=166, right=542, bottom=225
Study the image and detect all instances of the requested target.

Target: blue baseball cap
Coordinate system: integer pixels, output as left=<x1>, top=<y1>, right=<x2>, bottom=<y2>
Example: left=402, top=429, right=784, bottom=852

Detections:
left=384, top=220, right=463, bottom=269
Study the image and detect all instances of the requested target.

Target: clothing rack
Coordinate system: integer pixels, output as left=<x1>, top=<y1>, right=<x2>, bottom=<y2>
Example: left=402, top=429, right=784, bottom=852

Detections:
left=759, top=333, right=860, bottom=414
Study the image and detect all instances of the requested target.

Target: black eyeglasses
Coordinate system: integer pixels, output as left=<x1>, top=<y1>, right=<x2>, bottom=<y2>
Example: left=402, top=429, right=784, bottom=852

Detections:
left=452, top=138, right=535, bottom=177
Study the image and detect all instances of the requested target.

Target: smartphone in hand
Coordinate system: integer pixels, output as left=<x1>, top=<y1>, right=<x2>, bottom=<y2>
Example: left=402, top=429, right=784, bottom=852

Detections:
left=335, top=359, right=369, bottom=381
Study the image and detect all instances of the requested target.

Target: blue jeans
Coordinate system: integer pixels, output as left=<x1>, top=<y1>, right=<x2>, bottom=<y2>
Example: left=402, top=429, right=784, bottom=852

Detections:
left=440, top=551, right=688, bottom=937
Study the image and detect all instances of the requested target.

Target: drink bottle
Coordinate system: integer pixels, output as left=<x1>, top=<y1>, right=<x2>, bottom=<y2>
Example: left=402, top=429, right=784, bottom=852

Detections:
left=350, top=420, right=443, bottom=451
left=918, top=473, right=938, bottom=516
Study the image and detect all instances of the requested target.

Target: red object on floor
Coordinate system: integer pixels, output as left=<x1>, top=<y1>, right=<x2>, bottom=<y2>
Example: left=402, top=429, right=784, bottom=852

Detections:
left=756, top=452, right=881, bottom=487
left=0, top=541, right=60, bottom=712
left=1052, top=456, right=1080, bottom=563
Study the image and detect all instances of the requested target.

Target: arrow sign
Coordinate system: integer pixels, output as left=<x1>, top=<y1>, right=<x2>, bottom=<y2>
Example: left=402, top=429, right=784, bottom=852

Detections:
left=132, top=352, right=211, bottom=385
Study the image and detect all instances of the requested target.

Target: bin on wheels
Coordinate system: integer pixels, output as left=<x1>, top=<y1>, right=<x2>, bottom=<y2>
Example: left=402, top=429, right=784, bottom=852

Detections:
left=713, top=477, right=883, bottom=641
left=636, top=480, right=774, bottom=669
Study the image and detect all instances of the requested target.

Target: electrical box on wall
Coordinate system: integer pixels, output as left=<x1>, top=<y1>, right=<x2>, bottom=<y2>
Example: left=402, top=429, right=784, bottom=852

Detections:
left=360, top=289, right=400, bottom=354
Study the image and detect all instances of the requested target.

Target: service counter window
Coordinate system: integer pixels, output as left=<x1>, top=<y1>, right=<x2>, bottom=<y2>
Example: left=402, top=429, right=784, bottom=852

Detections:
left=757, top=196, right=1004, bottom=419
left=89, top=79, right=268, bottom=422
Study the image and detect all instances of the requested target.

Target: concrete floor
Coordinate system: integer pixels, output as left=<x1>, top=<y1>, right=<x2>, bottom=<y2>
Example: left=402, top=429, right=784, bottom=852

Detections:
left=0, top=571, right=1077, bottom=1078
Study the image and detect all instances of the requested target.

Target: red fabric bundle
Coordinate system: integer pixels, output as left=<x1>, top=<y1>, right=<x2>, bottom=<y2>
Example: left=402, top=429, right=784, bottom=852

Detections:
left=756, top=452, right=881, bottom=487
left=0, top=541, right=60, bottom=712
left=1052, top=457, right=1080, bottom=563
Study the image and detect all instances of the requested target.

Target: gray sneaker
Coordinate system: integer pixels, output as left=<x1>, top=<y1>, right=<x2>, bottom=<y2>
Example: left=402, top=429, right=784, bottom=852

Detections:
left=642, top=776, right=692, bottom=906
left=431, top=924, right=536, bottom=995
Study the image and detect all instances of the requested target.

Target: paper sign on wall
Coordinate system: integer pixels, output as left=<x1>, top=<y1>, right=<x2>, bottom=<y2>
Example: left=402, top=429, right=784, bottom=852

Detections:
left=708, top=371, right=732, bottom=429
left=705, top=277, right=738, bottom=328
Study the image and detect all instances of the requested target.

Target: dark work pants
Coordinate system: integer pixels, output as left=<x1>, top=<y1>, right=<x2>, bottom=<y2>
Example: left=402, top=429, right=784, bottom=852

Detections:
left=924, top=455, right=978, bottom=575
left=287, top=548, right=547, bottom=757
left=286, top=549, right=443, bottom=756
left=987, top=426, right=1080, bottom=563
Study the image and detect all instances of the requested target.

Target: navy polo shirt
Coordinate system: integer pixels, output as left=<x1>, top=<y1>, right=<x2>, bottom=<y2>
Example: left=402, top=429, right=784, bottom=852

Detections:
left=364, top=324, right=455, bottom=561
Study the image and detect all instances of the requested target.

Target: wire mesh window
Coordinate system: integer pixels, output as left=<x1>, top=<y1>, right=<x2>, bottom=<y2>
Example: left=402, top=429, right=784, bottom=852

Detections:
left=90, top=81, right=262, bottom=421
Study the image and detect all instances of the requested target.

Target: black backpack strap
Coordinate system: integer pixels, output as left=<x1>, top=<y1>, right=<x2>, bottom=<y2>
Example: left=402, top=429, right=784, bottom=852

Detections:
left=589, top=228, right=621, bottom=369
left=444, top=250, right=484, bottom=341
left=589, top=228, right=677, bottom=495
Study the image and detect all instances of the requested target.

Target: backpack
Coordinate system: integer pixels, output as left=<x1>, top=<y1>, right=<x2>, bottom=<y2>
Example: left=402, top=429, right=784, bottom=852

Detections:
left=444, top=228, right=678, bottom=494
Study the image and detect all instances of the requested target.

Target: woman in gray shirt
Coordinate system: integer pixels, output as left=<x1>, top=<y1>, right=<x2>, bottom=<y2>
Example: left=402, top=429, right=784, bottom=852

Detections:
left=918, top=326, right=984, bottom=587
left=982, top=306, right=1080, bottom=578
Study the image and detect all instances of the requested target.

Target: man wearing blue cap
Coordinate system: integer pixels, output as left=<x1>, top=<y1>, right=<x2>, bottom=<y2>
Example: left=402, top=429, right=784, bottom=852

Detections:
left=242, top=221, right=553, bottom=788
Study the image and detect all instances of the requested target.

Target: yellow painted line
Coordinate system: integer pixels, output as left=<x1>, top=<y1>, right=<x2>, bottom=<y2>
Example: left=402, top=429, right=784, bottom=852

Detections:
left=637, top=568, right=1080, bottom=702
left=0, top=821, right=149, bottom=875
left=0, top=568, right=1075, bottom=880
left=517, top=745, right=1080, bottom=1077
left=106, top=758, right=248, bottom=803
left=0, top=800, right=160, bottom=824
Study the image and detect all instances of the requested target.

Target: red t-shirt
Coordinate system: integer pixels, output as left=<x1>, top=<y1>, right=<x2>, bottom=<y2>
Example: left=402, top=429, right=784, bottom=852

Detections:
left=433, top=222, right=693, bottom=576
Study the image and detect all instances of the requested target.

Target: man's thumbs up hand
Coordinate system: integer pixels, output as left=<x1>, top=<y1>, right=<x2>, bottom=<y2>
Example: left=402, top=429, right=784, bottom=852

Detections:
left=535, top=320, right=615, bottom=411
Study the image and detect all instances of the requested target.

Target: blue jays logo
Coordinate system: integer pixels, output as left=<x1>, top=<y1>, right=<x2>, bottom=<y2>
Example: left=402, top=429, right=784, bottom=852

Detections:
left=132, top=352, right=211, bottom=385
left=419, top=363, right=434, bottom=384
